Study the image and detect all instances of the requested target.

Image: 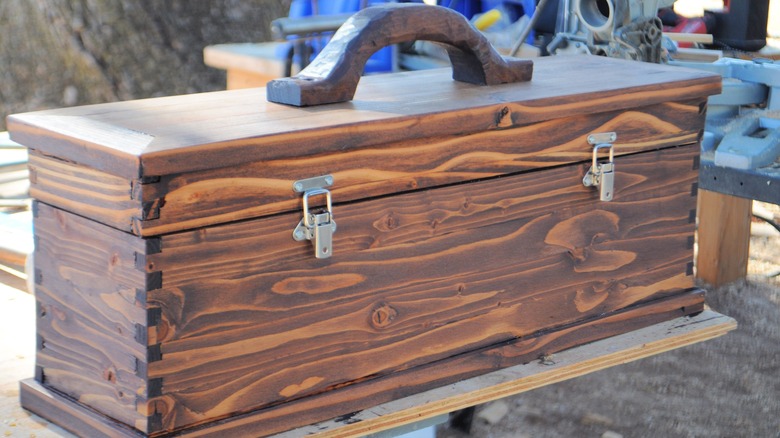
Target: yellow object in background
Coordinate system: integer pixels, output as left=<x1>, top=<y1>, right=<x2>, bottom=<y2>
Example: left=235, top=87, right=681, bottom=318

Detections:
left=474, top=8, right=502, bottom=31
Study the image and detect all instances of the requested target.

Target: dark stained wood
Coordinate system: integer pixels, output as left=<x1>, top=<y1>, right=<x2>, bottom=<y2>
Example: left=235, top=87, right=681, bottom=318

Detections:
left=28, top=151, right=140, bottom=231
left=20, top=291, right=709, bottom=438
left=14, top=45, right=719, bottom=437
left=266, top=4, right=533, bottom=106
left=7, top=56, right=719, bottom=180
left=32, top=201, right=152, bottom=431
left=20, top=379, right=143, bottom=438
left=25, top=144, right=703, bottom=435
left=276, top=309, right=735, bottom=438
left=26, top=99, right=707, bottom=236
left=181, top=291, right=706, bottom=438
left=137, top=144, right=701, bottom=432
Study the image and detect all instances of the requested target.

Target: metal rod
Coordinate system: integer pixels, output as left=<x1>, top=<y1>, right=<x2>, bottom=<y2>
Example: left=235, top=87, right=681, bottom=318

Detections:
left=511, top=0, right=553, bottom=57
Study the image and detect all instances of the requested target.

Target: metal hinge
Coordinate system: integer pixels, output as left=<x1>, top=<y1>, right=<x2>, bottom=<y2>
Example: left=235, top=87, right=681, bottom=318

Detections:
left=582, top=132, right=617, bottom=201
left=292, top=175, right=337, bottom=259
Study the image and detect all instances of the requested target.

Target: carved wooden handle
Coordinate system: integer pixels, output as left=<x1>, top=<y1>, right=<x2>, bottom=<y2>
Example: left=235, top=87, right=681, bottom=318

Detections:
left=266, top=3, right=534, bottom=107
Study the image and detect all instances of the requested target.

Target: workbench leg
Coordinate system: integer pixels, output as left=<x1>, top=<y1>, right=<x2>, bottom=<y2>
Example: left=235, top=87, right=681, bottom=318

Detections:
left=696, top=189, right=752, bottom=286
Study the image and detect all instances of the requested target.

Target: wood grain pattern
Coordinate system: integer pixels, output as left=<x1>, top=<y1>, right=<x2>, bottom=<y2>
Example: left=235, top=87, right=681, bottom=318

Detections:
left=134, top=144, right=701, bottom=432
left=26, top=144, right=702, bottom=435
left=277, top=309, right=735, bottom=438
left=28, top=151, right=140, bottom=231
left=233, top=291, right=706, bottom=438
left=33, top=202, right=152, bottom=431
left=696, top=189, right=752, bottom=286
left=26, top=99, right=707, bottom=236
left=266, top=4, right=532, bottom=106
left=8, top=56, right=720, bottom=179
left=20, top=292, right=712, bottom=438
left=15, top=53, right=718, bottom=437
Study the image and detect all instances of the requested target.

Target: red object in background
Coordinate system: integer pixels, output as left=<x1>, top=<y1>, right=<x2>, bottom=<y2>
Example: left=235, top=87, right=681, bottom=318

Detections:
left=659, top=8, right=716, bottom=48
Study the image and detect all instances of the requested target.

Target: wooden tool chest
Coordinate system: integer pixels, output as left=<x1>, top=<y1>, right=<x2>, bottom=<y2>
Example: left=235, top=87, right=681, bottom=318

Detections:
left=9, top=5, right=721, bottom=437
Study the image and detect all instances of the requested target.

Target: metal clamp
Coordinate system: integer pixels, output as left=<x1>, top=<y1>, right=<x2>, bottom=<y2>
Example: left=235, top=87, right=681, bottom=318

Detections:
left=292, top=175, right=336, bottom=259
left=582, top=132, right=617, bottom=201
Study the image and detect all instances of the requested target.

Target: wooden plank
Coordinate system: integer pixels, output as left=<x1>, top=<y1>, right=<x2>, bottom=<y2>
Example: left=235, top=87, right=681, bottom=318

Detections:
left=0, top=211, right=32, bottom=272
left=696, top=189, right=752, bottom=286
left=136, top=144, right=701, bottom=432
left=20, top=379, right=143, bottom=438
left=226, top=69, right=277, bottom=89
left=7, top=56, right=721, bottom=179
left=136, top=99, right=706, bottom=236
left=0, top=266, right=27, bottom=292
left=20, top=297, right=726, bottom=438
left=168, top=291, right=707, bottom=436
left=33, top=202, right=151, bottom=431
left=28, top=151, right=139, bottom=232
left=277, top=309, right=736, bottom=438
left=26, top=99, right=707, bottom=236
left=664, top=32, right=714, bottom=44
left=203, top=42, right=288, bottom=89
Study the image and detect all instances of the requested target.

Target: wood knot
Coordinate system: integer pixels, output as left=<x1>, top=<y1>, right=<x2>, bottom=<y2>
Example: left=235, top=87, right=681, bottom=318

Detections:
left=386, top=214, right=398, bottom=229
left=370, top=302, right=398, bottom=329
left=495, top=106, right=512, bottom=128
left=55, top=209, right=67, bottom=229
left=103, top=366, right=117, bottom=383
left=567, top=247, right=587, bottom=263
left=374, top=212, right=400, bottom=231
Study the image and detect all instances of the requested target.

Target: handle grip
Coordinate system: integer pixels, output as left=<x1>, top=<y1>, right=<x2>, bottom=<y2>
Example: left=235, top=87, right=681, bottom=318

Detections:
left=266, top=4, right=533, bottom=107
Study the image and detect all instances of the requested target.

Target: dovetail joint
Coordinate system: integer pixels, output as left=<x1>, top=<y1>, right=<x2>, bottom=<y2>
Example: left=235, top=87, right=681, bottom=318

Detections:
left=148, top=378, right=163, bottom=398
left=35, top=366, right=45, bottom=383
left=146, top=271, right=163, bottom=291
left=149, top=307, right=162, bottom=326
left=148, top=344, right=162, bottom=363
left=135, top=323, right=147, bottom=345
left=149, top=411, right=163, bottom=433
left=135, top=357, right=147, bottom=377
left=142, top=199, right=163, bottom=221
left=131, top=176, right=162, bottom=201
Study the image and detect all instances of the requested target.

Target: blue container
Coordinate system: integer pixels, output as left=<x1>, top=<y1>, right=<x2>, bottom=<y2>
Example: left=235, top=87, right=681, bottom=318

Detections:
left=286, top=0, right=395, bottom=73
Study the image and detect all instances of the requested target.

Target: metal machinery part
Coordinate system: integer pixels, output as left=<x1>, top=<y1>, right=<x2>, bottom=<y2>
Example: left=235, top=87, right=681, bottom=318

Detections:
left=547, top=0, right=674, bottom=63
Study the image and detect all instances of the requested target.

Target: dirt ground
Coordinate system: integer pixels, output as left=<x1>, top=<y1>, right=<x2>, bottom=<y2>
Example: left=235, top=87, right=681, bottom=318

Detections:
left=438, top=203, right=780, bottom=438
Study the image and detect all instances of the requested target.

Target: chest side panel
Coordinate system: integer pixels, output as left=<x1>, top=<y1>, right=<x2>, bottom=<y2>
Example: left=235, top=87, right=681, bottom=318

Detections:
left=141, top=143, right=701, bottom=431
left=32, top=202, right=152, bottom=431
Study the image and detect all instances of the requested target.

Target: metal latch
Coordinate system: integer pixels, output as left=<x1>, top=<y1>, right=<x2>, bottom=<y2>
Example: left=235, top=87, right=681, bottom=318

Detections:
left=292, top=175, right=337, bottom=259
left=582, top=132, right=617, bottom=201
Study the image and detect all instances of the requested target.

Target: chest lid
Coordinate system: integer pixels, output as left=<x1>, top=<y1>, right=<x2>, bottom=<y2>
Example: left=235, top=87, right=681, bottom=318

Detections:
left=8, top=5, right=720, bottom=237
